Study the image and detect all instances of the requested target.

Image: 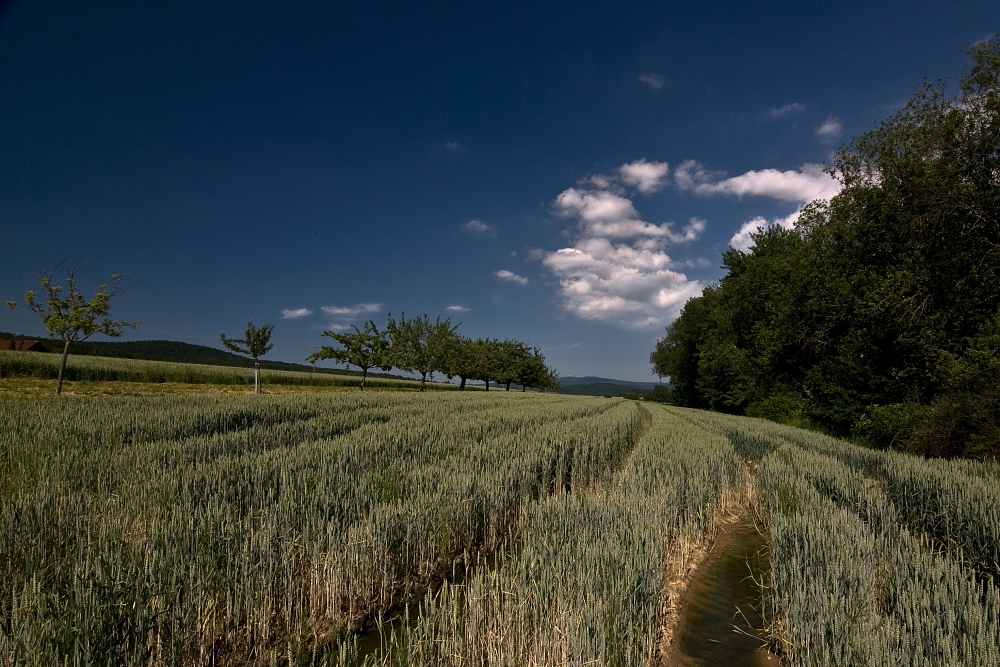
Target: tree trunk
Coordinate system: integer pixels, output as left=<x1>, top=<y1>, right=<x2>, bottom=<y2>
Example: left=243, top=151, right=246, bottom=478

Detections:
left=360, top=367, right=368, bottom=390
left=459, top=376, right=467, bottom=390
left=485, top=379, right=489, bottom=391
left=505, top=381, right=512, bottom=391
left=253, top=360, right=260, bottom=394
left=420, top=371, right=427, bottom=391
left=521, top=384, right=527, bottom=392
left=55, top=338, right=70, bottom=395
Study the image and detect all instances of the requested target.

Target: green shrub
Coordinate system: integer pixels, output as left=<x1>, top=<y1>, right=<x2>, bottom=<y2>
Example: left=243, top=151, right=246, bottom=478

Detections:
left=746, top=391, right=814, bottom=430
left=852, top=402, right=926, bottom=449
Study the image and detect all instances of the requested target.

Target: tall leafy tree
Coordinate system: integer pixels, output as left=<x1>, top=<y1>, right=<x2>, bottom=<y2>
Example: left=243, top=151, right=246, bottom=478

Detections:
left=308, top=320, right=391, bottom=390
left=220, top=321, right=274, bottom=394
left=6, top=262, right=140, bottom=395
left=651, top=37, right=1000, bottom=453
left=515, top=346, right=558, bottom=392
left=469, top=337, right=501, bottom=391
left=538, top=365, right=561, bottom=392
left=386, top=313, right=459, bottom=391
left=650, top=286, right=720, bottom=409
left=494, top=339, right=531, bottom=391
left=441, top=335, right=478, bottom=390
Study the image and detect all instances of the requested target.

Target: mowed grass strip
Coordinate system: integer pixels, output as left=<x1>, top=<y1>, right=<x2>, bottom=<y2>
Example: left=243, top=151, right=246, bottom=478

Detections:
left=0, top=349, right=463, bottom=391
left=0, top=377, right=366, bottom=397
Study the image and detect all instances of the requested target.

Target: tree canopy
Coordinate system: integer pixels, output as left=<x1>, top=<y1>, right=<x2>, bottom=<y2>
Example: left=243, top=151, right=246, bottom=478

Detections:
left=308, top=320, right=391, bottom=390
left=651, top=37, right=1000, bottom=458
left=6, top=261, right=140, bottom=395
left=385, top=313, right=459, bottom=391
left=309, top=313, right=560, bottom=393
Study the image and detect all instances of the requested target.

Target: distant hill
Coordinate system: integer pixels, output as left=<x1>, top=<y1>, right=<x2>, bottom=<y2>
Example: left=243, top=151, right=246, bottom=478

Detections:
left=0, top=333, right=406, bottom=380
left=559, top=383, right=636, bottom=397
left=559, top=376, right=665, bottom=390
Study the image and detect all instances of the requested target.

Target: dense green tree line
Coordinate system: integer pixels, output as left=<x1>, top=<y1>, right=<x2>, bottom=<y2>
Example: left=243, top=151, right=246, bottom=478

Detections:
left=309, top=313, right=560, bottom=392
left=651, top=38, right=1000, bottom=458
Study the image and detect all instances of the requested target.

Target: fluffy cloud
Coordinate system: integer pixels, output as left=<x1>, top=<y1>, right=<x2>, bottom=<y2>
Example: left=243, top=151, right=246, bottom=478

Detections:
left=674, top=158, right=842, bottom=253
left=579, top=174, right=617, bottom=190
left=539, top=165, right=707, bottom=327
left=638, top=73, right=666, bottom=90
left=816, top=116, right=843, bottom=140
left=766, top=102, right=805, bottom=118
left=538, top=155, right=843, bottom=324
left=667, top=217, right=707, bottom=243
left=554, top=187, right=704, bottom=241
left=463, top=219, right=492, bottom=234
left=619, top=159, right=669, bottom=194
left=446, top=305, right=470, bottom=312
left=320, top=303, right=384, bottom=318
left=673, top=160, right=726, bottom=191
left=541, top=238, right=703, bottom=326
left=280, top=308, right=313, bottom=319
left=555, top=188, right=638, bottom=222
left=728, top=209, right=802, bottom=252
left=495, top=270, right=528, bottom=285
left=572, top=159, right=670, bottom=198
left=676, top=160, right=840, bottom=202
left=443, top=141, right=464, bottom=152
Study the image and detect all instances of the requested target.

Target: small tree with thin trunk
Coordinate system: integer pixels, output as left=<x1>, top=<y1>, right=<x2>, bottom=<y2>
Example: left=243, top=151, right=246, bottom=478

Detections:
left=307, top=319, right=391, bottom=390
left=6, top=262, right=140, bottom=395
left=220, top=321, right=273, bottom=394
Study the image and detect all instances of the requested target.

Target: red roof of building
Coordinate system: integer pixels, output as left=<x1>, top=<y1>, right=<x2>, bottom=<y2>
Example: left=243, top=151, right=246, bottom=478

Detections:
left=0, top=339, right=44, bottom=351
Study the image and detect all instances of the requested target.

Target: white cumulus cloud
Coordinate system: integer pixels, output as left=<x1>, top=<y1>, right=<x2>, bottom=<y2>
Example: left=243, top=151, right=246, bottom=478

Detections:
left=579, top=173, right=617, bottom=190
left=495, top=270, right=528, bottom=285
left=541, top=238, right=703, bottom=326
left=674, top=159, right=840, bottom=252
left=321, top=303, right=384, bottom=318
left=573, top=158, right=669, bottom=196
left=676, top=161, right=840, bottom=203
left=728, top=209, right=803, bottom=253
left=553, top=187, right=705, bottom=242
left=538, top=167, right=708, bottom=327
left=638, top=73, right=666, bottom=90
left=673, top=160, right=726, bottom=191
left=619, top=159, right=669, bottom=194
left=463, top=219, right=492, bottom=234
left=816, top=115, right=843, bottom=140
left=280, top=308, right=313, bottom=319
left=446, top=305, right=470, bottom=312
left=555, top=188, right=639, bottom=223
left=766, top=102, right=806, bottom=118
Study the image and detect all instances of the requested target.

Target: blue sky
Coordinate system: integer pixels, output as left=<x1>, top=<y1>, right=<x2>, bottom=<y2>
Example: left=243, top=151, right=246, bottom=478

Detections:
left=2, top=0, right=998, bottom=381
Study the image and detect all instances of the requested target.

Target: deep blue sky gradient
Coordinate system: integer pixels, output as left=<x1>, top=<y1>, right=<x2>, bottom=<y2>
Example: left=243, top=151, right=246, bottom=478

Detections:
left=2, top=0, right=998, bottom=380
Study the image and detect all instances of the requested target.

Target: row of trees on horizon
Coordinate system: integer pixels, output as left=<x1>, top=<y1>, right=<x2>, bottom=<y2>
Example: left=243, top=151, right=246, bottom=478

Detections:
left=5, top=262, right=560, bottom=395
left=651, top=37, right=1000, bottom=459
left=308, top=313, right=560, bottom=392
